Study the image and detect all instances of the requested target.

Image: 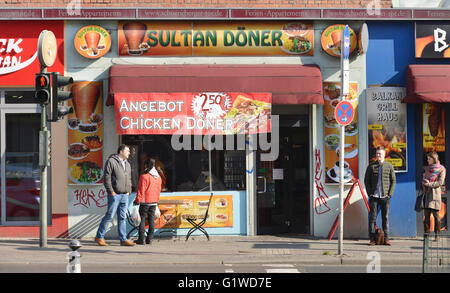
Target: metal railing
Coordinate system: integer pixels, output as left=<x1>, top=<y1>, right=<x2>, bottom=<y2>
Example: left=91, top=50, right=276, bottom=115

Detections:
left=423, top=232, right=450, bottom=273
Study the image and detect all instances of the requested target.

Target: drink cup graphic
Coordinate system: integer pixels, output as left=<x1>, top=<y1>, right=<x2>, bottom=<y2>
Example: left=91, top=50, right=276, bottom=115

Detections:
left=71, top=82, right=100, bottom=124
left=84, top=31, right=101, bottom=55
left=123, top=22, right=147, bottom=55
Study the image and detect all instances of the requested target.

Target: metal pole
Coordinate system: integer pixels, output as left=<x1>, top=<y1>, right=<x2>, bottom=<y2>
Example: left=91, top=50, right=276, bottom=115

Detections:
left=208, top=135, right=213, bottom=194
left=39, top=66, right=48, bottom=248
left=338, top=123, right=344, bottom=255
left=40, top=104, right=48, bottom=247
left=338, top=29, right=345, bottom=256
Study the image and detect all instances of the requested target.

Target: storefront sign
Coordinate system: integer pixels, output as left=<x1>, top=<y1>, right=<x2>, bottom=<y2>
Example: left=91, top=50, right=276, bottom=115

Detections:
left=118, top=21, right=314, bottom=56
left=74, top=25, right=111, bottom=59
left=0, top=21, right=64, bottom=85
left=43, top=8, right=136, bottom=19
left=416, top=22, right=450, bottom=58
left=230, top=9, right=321, bottom=18
left=114, top=92, right=271, bottom=135
left=67, top=81, right=104, bottom=185
left=138, top=9, right=229, bottom=19
left=156, top=195, right=233, bottom=228
left=414, top=10, right=450, bottom=19
left=322, top=9, right=411, bottom=19
left=0, top=9, right=42, bottom=19
left=423, top=103, right=445, bottom=153
left=366, top=87, right=407, bottom=172
left=323, top=82, right=358, bottom=184
left=320, top=24, right=357, bottom=58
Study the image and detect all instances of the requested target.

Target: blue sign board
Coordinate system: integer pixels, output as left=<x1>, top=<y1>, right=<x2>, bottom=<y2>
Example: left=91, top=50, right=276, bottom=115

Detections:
left=343, top=25, right=350, bottom=59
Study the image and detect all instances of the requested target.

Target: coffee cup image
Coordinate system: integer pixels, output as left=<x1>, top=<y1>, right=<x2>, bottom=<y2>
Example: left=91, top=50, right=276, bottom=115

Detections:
left=327, top=160, right=353, bottom=183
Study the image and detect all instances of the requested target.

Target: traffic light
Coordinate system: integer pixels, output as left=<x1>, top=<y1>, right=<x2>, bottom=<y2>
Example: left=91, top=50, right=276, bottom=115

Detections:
left=50, top=72, right=74, bottom=122
left=35, top=73, right=51, bottom=104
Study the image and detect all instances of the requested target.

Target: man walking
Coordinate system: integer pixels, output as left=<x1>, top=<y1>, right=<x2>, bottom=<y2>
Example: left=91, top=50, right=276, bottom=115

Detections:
left=95, top=144, right=135, bottom=246
left=364, top=146, right=396, bottom=246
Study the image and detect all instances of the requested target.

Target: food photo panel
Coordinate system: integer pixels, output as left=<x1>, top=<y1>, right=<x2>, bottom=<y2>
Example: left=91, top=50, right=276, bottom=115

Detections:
left=67, top=81, right=104, bottom=185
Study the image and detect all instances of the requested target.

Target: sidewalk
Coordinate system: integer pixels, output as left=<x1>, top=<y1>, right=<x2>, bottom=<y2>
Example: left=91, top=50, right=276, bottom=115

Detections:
left=0, top=235, right=424, bottom=267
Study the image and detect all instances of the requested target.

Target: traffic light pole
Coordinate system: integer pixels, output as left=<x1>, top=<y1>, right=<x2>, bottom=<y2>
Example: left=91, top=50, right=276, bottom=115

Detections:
left=39, top=66, right=48, bottom=248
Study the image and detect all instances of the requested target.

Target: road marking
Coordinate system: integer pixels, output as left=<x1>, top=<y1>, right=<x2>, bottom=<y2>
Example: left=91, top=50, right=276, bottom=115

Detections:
left=265, top=268, right=299, bottom=273
left=262, top=264, right=294, bottom=267
left=264, top=264, right=300, bottom=273
left=225, top=269, right=235, bottom=273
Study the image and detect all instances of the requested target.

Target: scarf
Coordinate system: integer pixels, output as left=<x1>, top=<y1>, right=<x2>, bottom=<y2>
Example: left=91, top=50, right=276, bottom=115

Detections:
left=426, top=162, right=445, bottom=182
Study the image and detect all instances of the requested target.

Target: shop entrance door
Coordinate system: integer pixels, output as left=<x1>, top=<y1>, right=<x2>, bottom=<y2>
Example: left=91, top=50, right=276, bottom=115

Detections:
left=256, top=115, right=310, bottom=234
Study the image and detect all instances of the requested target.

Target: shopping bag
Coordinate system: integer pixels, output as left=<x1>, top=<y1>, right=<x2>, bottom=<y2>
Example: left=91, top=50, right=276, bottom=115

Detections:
left=131, top=205, right=141, bottom=226
left=154, top=205, right=161, bottom=219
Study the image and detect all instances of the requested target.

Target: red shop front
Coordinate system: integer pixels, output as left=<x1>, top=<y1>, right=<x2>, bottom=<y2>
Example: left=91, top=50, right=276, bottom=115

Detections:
left=0, top=21, right=68, bottom=237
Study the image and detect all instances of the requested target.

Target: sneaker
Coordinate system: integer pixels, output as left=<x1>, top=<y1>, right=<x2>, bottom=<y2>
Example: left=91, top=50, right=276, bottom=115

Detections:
left=134, top=239, right=145, bottom=245
left=95, top=237, right=108, bottom=246
left=120, top=240, right=136, bottom=246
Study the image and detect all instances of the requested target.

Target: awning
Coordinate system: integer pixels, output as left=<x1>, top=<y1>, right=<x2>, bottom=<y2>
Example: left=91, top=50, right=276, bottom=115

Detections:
left=403, top=65, right=450, bottom=103
left=107, top=64, right=323, bottom=106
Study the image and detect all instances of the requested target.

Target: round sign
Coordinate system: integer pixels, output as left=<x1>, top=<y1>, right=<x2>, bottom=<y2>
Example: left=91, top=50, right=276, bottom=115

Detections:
left=37, top=30, right=57, bottom=67
left=321, top=24, right=357, bottom=58
left=358, top=23, right=369, bottom=55
left=334, top=100, right=354, bottom=126
left=74, top=25, right=111, bottom=59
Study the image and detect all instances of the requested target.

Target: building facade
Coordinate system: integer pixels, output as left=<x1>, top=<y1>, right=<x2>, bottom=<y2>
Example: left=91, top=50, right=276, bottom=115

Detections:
left=1, top=2, right=449, bottom=239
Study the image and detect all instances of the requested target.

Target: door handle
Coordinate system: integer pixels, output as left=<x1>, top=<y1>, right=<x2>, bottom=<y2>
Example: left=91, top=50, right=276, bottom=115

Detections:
left=257, top=176, right=266, bottom=194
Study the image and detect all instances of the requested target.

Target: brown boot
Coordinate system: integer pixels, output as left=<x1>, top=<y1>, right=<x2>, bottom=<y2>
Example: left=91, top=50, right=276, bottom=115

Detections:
left=120, top=240, right=136, bottom=246
left=95, top=237, right=108, bottom=246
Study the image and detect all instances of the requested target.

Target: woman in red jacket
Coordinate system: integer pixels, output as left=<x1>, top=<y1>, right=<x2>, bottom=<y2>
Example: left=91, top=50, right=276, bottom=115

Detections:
left=133, top=158, right=163, bottom=245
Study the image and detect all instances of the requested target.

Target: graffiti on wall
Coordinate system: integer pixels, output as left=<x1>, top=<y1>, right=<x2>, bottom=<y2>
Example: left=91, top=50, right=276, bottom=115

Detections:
left=314, top=148, right=331, bottom=215
left=73, top=187, right=107, bottom=209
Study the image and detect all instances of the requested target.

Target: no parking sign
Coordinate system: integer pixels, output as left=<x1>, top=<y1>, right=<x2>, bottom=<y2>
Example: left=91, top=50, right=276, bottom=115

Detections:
left=334, top=100, right=354, bottom=126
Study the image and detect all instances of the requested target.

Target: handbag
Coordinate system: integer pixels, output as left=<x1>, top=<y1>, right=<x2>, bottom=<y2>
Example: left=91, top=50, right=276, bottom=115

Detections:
left=414, top=190, right=425, bottom=212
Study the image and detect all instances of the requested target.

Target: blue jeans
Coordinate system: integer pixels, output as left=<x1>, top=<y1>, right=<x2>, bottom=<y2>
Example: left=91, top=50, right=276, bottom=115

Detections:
left=96, top=194, right=129, bottom=242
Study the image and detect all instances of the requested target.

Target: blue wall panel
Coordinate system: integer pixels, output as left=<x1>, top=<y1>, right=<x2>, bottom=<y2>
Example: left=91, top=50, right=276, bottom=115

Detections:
left=366, top=22, right=416, bottom=237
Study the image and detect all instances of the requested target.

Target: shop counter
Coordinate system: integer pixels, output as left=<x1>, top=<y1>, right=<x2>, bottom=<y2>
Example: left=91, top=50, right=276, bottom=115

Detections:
left=127, top=190, right=247, bottom=237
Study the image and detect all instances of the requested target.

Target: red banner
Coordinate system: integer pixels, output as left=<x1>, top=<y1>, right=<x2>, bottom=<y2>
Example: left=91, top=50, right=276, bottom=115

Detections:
left=114, top=92, right=271, bottom=135
left=0, top=21, right=64, bottom=86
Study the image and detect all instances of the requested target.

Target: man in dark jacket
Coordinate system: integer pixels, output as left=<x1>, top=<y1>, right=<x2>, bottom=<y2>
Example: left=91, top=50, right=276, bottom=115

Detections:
left=95, top=144, right=135, bottom=246
left=364, top=146, right=396, bottom=246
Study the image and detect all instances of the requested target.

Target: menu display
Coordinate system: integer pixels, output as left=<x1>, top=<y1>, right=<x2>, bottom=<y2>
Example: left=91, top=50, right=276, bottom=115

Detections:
left=323, top=82, right=359, bottom=184
left=423, top=103, right=445, bottom=153
left=155, top=195, right=233, bottom=228
left=366, top=87, right=408, bottom=172
left=67, top=81, right=104, bottom=185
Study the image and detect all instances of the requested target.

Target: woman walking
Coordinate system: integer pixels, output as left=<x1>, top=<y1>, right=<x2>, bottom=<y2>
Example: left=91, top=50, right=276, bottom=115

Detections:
left=422, top=151, right=446, bottom=241
left=133, top=158, right=164, bottom=245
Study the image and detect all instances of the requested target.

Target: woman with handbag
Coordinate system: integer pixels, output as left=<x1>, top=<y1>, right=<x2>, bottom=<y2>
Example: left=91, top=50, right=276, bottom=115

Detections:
left=422, top=151, right=446, bottom=242
left=133, top=158, right=164, bottom=245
